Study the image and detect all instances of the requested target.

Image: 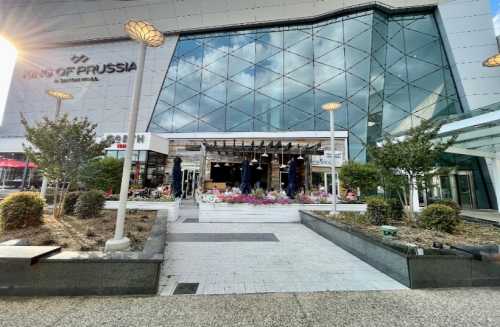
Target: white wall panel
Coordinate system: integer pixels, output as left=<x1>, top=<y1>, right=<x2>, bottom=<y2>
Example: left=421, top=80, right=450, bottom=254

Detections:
left=0, top=0, right=438, bottom=46
left=437, top=0, right=500, bottom=111
left=0, top=35, right=179, bottom=138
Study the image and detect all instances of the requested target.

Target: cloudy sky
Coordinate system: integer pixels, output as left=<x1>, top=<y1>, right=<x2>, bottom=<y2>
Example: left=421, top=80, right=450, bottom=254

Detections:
left=492, top=0, right=500, bottom=35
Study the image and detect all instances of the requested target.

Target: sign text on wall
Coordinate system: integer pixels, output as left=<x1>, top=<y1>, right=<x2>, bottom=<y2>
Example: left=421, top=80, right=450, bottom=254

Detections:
left=22, top=54, right=136, bottom=83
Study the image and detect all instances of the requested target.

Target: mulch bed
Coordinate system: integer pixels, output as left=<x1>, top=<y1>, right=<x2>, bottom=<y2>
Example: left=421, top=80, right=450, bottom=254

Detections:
left=316, top=211, right=500, bottom=249
left=0, top=209, right=157, bottom=251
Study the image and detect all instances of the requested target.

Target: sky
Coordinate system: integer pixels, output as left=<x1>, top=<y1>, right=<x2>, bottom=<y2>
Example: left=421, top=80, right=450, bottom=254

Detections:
left=492, top=0, right=500, bottom=35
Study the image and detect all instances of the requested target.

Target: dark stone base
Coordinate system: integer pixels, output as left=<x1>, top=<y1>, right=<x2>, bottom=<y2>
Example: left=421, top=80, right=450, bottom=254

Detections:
left=0, top=212, right=167, bottom=296
left=300, top=210, right=500, bottom=289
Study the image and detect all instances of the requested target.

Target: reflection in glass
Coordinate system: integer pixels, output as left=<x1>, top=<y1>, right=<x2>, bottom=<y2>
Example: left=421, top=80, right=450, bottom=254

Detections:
left=148, top=10, right=462, bottom=162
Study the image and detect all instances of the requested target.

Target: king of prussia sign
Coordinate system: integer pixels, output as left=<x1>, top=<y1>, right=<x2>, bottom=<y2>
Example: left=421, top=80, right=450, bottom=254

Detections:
left=21, top=54, right=136, bottom=83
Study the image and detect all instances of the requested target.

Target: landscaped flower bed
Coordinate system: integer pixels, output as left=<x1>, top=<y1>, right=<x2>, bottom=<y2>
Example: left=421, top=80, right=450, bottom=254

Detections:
left=315, top=211, right=500, bottom=250
left=198, top=190, right=366, bottom=223
left=201, top=189, right=334, bottom=205
left=300, top=210, right=500, bottom=288
left=0, top=209, right=157, bottom=251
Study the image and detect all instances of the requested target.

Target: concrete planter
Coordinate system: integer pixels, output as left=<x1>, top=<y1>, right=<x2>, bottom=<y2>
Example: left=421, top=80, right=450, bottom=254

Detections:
left=0, top=211, right=168, bottom=296
left=105, top=200, right=179, bottom=221
left=198, top=202, right=366, bottom=223
left=300, top=210, right=500, bottom=288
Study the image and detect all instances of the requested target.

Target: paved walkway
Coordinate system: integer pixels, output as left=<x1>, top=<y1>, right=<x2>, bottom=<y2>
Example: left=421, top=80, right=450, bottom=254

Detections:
left=461, top=209, right=500, bottom=226
left=1, top=288, right=499, bottom=326
left=159, top=201, right=405, bottom=295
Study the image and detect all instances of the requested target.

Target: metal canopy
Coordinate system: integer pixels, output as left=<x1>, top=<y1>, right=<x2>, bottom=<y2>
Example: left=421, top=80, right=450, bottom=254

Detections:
left=438, top=102, right=500, bottom=159
left=202, top=140, right=324, bottom=156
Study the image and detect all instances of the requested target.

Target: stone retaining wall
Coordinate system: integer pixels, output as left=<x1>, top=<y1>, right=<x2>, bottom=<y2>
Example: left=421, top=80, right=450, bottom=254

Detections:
left=300, top=210, right=500, bottom=288
left=0, top=211, right=168, bottom=296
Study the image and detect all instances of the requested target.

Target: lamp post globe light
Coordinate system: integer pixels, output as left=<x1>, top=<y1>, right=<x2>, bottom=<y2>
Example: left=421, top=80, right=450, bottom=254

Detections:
left=105, top=20, right=165, bottom=252
left=321, top=101, right=342, bottom=215
left=482, top=53, right=500, bottom=68
left=47, top=90, right=73, bottom=118
left=40, top=90, right=73, bottom=199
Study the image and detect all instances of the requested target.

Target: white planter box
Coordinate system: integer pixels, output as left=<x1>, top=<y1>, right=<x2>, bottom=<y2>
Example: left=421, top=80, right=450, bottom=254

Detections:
left=104, top=200, right=180, bottom=221
left=198, top=202, right=366, bottom=223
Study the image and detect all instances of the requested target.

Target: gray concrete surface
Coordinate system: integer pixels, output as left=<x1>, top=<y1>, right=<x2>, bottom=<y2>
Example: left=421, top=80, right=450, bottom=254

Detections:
left=0, top=288, right=499, bottom=326
left=461, top=210, right=500, bottom=225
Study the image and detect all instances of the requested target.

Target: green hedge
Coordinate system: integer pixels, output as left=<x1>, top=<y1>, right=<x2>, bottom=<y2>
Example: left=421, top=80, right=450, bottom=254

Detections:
left=0, top=192, right=44, bottom=230
left=432, top=199, right=461, bottom=215
left=74, top=190, right=105, bottom=219
left=366, top=196, right=388, bottom=226
left=419, top=203, right=460, bottom=233
left=386, top=198, right=404, bottom=221
left=63, top=191, right=81, bottom=214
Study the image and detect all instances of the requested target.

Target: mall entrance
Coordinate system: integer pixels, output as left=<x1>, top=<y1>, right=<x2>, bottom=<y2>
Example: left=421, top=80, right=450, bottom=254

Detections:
left=181, top=169, right=199, bottom=199
left=429, top=170, right=476, bottom=209
left=209, top=162, right=270, bottom=190
left=199, top=140, right=323, bottom=193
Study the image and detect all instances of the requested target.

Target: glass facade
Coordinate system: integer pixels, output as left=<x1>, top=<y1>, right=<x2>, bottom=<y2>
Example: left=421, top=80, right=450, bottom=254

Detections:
left=148, top=10, right=461, bottom=161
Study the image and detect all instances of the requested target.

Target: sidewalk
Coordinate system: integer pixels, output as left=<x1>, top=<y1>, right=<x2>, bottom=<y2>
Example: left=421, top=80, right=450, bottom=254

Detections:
left=1, top=288, right=499, bottom=326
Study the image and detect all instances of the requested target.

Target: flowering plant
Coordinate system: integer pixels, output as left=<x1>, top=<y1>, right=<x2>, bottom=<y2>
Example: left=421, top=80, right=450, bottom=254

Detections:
left=201, top=188, right=336, bottom=205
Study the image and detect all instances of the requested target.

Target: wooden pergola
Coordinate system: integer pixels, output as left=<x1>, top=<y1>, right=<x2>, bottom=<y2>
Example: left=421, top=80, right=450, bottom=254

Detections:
left=198, top=139, right=323, bottom=192
left=201, top=140, right=324, bottom=156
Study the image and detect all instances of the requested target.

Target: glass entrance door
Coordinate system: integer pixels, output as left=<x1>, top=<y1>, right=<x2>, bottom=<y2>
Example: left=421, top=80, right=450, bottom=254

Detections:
left=182, top=169, right=199, bottom=199
left=456, top=173, right=474, bottom=209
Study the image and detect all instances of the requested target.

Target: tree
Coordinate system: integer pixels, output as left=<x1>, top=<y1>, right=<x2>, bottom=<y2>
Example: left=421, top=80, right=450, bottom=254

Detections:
left=22, top=114, right=109, bottom=218
left=79, top=156, right=124, bottom=194
left=338, top=161, right=378, bottom=198
left=369, top=121, right=455, bottom=221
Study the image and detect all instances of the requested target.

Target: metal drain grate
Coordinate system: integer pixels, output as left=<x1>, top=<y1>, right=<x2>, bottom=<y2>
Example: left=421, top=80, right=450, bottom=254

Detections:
left=173, top=283, right=199, bottom=295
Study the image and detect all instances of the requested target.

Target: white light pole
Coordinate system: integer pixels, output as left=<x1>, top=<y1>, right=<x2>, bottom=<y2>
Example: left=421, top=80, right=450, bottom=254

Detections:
left=40, top=90, right=73, bottom=198
left=322, top=102, right=342, bottom=215
left=482, top=54, right=500, bottom=213
left=105, top=20, right=165, bottom=252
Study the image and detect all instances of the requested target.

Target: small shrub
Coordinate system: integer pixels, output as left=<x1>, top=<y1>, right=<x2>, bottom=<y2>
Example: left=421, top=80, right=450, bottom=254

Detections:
left=387, top=198, right=404, bottom=221
left=0, top=192, right=44, bottom=230
left=336, top=212, right=369, bottom=225
left=74, top=190, right=105, bottom=219
left=366, top=196, right=388, bottom=226
left=63, top=191, right=81, bottom=214
left=44, top=189, right=55, bottom=205
left=433, top=199, right=460, bottom=215
left=86, top=228, right=96, bottom=237
left=419, top=203, right=459, bottom=233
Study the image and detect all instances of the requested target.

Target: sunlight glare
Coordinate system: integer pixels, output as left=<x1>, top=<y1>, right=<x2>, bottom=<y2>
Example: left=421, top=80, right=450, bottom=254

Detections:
left=0, top=36, right=17, bottom=126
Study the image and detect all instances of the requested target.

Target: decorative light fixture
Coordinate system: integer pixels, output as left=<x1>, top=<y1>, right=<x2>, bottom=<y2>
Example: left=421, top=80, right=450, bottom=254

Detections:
left=251, top=148, right=258, bottom=164
left=214, top=162, right=220, bottom=168
left=47, top=90, right=73, bottom=100
left=321, top=101, right=342, bottom=112
left=41, top=89, right=74, bottom=199
left=297, top=145, right=303, bottom=160
left=46, top=90, right=73, bottom=118
left=322, top=101, right=343, bottom=215
left=106, top=20, right=165, bottom=252
left=257, top=154, right=263, bottom=170
left=124, top=20, right=165, bottom=47
left=262, top=145, right=268, bottom=158
left=482, top=53, right=500, bottom=67
left=224, top=162, right=230, bottom=167
left=280, top=146, right=287, bottom=169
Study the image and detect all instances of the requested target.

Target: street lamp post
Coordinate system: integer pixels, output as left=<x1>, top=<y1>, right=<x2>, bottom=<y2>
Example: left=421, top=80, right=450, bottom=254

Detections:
left=40, top=90, right=73, bottom=198
left=321, top=102, right=342, bottom=215
left=482, top=53, right=500, bottom=213
left=105, top=20, right=164, bottom=252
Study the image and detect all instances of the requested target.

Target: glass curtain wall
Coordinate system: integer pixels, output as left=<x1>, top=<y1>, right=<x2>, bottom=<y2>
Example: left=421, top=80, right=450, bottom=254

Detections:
left=148, top=10, right=461, bottom=161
